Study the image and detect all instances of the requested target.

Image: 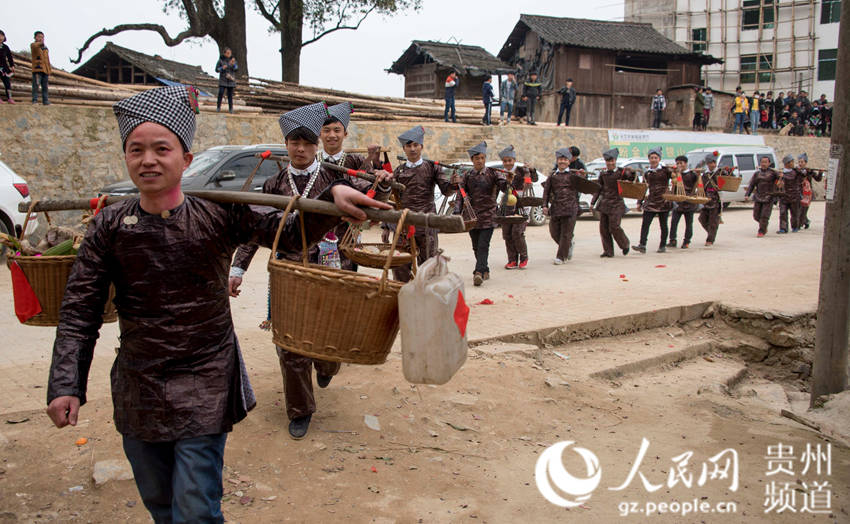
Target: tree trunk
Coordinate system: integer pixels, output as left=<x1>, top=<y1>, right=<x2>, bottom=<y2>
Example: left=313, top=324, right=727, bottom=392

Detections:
left=208, top=0, right=249, bottom=79
left=280, top=0, right=303, bottom=83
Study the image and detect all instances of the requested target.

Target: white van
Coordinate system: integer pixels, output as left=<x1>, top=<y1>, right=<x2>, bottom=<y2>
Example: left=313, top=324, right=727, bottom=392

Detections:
left=685, top=146, right=778, bottom=206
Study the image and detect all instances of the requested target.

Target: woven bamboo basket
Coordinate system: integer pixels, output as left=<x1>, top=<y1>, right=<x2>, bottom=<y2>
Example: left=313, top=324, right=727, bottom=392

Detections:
left=617, top=180, right=647, bottom=199
left=8, top=254, right=118, bottom=326
left=338, top=222, right=417, bottom=270
left=441, top=188, right=477, bottom=233
left=515, top=196, right=544, bottom=207
left=663, top=174, right=688, bottom=202
left=716, top=175, right=742, bottom=192
left=570, top=173, right=601, bottom=195
left=268, top=198, right=404, bottom=365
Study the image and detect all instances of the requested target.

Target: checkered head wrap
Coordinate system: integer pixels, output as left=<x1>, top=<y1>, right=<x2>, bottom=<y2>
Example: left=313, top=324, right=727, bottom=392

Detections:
left=113, top=85, right=200, bottom=152
left=279, top=102, right=330, bottom=139
left=397, top=125, right=425, bottom=147
left=798, top=152, right=808, bottom=162
left=467, top=141, right=488, bottom=158
left=602, top=148, right=619, bottom=161
left=555, top=147, right=572, bottom=160
left=499, top=145, right=516, bottom=159
left=326, top=102, right=353, bottom=130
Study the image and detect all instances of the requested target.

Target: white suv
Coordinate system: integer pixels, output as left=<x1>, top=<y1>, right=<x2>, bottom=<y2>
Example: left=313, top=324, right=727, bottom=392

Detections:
left=0, top=156, right=34, bottom=260
left=685, top=146, right=778, bottom=205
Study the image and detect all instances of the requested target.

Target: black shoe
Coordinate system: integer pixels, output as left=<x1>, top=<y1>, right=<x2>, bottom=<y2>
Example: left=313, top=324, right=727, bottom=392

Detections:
left=317, top=374, right=332, bottom=389
left=804, top=220, right=811, bottom=229
left=632, top=245, right=646, bottom=254
left=600, top=253, right=613, bottom=258
left=657, top=246, right=667, bottom=253
left=288, top=415, right=312, bottom=440
left=668, top=239, right=677, bottom=248
left=622, top=247, right=630, bottom=256
left=681, top=242, right=690, bottom=249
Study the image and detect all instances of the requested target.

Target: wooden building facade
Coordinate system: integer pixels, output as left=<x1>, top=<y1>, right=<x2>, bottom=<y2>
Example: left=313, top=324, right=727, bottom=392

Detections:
left=388, top=41, right=514, bottom=100
left=73, top=42, right=215, bottom=87
left=498, top=15, right=721, bottom=129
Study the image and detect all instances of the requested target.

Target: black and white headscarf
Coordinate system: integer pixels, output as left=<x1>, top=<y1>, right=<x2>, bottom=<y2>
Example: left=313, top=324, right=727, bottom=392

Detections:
left=326, top=102, right=353, bottom=130
left=279, top=102, right=329, bottom=139
left=113, top=85, right=200, bottom=152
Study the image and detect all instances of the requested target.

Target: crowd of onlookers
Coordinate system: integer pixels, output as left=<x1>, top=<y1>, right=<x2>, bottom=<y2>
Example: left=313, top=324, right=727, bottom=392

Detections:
left=730, top=87, right=831, bottom=136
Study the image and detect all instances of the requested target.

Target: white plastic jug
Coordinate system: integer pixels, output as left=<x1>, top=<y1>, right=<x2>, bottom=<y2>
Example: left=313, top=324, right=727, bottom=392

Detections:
left=399, top=252, right=469, bottom=385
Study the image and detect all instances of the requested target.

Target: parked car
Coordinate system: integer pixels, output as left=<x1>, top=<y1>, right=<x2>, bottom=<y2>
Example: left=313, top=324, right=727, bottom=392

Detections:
left=685, top=146, right=777, bottom=206
left=583, top=157, right=670, bottom=217
left=0, top=155, right=34, bottom=261
left=434, top=161, right=550, bottom=226
left=99, top=144, right=288, bottom=196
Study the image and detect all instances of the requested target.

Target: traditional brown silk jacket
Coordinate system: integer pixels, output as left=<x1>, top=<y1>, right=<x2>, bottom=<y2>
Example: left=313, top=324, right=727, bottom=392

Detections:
left=392, top=160, right=454, bottom=213
left=48, top=194, right=342, bottom=441
left=542, top=169, right=581, bottom=217
left=639, top=166, right=673, bottom=212
left=745, top=168, right=780, bottom=203
left=459, top=167, right=508, bottom=229
left=592, top=168, right=635, bottom=215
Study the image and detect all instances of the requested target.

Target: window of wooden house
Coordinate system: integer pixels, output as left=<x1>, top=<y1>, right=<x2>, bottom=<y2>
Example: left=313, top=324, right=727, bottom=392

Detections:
left=818, top=49, right=837, bottom=81
left=742, top=0, right=775, bottom=31
left=692, top=28, right=707, bottom=53
left=740, top=54, right=774, bottom=84
left=579, top=54, right=592, bottom=70
left=821, top=0, right=841, bottom=24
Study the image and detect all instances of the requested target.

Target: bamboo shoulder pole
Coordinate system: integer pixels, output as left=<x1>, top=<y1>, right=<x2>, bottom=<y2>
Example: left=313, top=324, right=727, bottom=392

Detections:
left=18, top=191, right=466, bottom=233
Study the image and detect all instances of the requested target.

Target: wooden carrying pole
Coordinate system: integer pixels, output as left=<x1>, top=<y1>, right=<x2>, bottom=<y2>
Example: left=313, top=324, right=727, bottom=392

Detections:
left=811, top=0, right=850, bottom=406
left=18, top=191, right=466, bottom=233
left=253, top=153, right=406, bottom=192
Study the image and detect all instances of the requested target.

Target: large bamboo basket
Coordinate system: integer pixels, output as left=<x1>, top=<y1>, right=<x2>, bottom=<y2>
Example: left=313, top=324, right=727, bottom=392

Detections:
left=8, top=254, right=118, bottom=326
left=716, top=175, right=742, bottom=192
left=268, top=197, right=403, bottom=365
left=617, top=180, right=647, bottom=199
left=338, top=219, right=417, bottom=270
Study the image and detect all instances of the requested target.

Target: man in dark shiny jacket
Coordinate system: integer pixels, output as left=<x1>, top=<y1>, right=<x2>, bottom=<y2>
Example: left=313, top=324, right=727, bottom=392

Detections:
left=633, top=147, right=673, bottom=253
left=45, top=89, right=389, bottom=524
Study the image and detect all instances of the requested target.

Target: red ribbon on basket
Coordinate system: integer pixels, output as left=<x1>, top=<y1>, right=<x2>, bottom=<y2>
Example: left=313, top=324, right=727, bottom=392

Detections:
left=260, top=150, right=272, bottom=159
left=9, top=262, right=41, bottom=323
left=460, top=188, right=467, bottom=198
left=617, top=181, right=624, bottom=196
left=524, top=177, right=532, bottom=184
left=366, top=189, right=377, bottom=199
left=407, top=225, right=415, bottom=239
left=454, top=290, right=470, bottom=338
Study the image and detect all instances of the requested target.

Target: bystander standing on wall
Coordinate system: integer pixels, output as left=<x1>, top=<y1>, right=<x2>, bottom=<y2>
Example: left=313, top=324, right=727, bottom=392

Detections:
left=765, top=91, right=774, bottom=129
left=732, top=87, right=748, bottom=134
left=773, top=92, right=785, bottom=129
left=215, top=48, right=238, bottom=114
left=702, top=87, right=713, bottom=130
left=444, top=71, right=458, bottom=123
left=556, top=78, right=576, bottom=126
left=522, top=72, right=542, bottom=125
left=499, top=73, right=517, bottom=125
left=30, top=31, right=51, bottom=105
left=749, top=91, right=761, bottom=135
left=692, top=86, right=704, bottom=131
left=481, top=76, right=494, bottom=126
left=650, top=89, right=666, bottom=129
left=0, top=30, right=14, bottom=104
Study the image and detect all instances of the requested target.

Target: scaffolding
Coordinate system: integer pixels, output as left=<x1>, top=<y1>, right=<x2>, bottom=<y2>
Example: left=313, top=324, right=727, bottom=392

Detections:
left=670, top=0, right=818, bottom=93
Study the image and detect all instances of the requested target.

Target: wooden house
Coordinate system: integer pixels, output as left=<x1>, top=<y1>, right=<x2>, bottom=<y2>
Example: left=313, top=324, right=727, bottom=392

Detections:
left=388, top=40, right=514, bottom=99
left=72, top=42, right=215, bottom=87
left=497, top=15, right=721, bottom=128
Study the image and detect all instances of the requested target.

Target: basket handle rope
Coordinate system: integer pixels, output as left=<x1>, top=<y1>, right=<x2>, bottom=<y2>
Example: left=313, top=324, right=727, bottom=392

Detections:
left=270, top=195, right=301, bottom=264
left=378, top=208, right=409, bottom=294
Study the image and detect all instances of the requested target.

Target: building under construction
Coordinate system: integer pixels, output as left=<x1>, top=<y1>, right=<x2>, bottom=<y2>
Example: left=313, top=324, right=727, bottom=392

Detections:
left=625, top=0, right=840, bottom=99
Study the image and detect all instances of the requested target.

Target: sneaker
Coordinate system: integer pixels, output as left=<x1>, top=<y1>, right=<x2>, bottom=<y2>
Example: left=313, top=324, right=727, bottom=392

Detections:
left=600, top=253, right=613, bottom=258
left=317, top=374, right=332, bottom=389
left=777, top=229, right=787, bottom=234
left=681, top=242, right=690, bottom=249
left=6, top=98, right=13, bottom=104
left=288, top=415, right=312, bottom=440
left=505, top=261, right=518, bottom=270
left=668, top=239, right=677, bottom=248
left=757, top=232, right=765, bottom=238
left=473, top=273, right=483, bottom=286
left=518, top=259, right=528, bottom=269
left=804, top=221, right=811, bottom=229
left=43, top=101, right=51, bottom=105
left=657, top=246, right=667, bottom=253
left=705, top=241, right=713, bottom=247
left=553, top=258, right=564, bottom=265
left=483, top=272, right=490, bottom=281
left=632, top=245, right=646, bottom=254
left=622, top=247, right=630, bottom=256
left=791, top=228, right=800, bottom=233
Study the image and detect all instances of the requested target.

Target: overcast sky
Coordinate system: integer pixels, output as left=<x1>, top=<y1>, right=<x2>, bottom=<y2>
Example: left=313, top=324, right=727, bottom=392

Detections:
left=3, top=0, right=625, bottom=97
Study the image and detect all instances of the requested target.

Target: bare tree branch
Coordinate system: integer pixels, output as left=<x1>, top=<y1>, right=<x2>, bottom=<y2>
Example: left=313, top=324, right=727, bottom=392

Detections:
left=70, top=23, right=201, bottom=64
left=301, top=5, right=376, bottom=47
left=255, top=0, right=283, bottom=28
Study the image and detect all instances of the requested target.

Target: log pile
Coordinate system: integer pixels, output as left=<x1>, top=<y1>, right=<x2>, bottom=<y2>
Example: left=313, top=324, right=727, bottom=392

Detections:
left=7, top=52, right=487, bottom=123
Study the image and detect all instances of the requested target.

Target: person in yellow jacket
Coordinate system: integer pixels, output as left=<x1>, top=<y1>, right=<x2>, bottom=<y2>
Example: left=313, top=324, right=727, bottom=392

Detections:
left=732, top=87, right=748, bottom=134
left=750, top=92, right=761, bottom=136
left=30, top=31, right=51, bottom=105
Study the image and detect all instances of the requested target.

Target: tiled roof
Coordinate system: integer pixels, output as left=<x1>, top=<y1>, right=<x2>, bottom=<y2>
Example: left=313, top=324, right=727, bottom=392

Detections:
left=388, top=40, right=514, bottom=75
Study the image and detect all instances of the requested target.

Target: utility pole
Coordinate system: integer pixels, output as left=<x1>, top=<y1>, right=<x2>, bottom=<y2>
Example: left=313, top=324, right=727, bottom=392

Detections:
left=811, top=0, right=850, bottom=406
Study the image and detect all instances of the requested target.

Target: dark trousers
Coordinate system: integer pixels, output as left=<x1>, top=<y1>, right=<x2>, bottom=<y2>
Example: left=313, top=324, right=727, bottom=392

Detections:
left=800, top=205, right=812, bottom=227
left=469, top=227, right=494, bottom=274
left=216, top=86, right=234, bottom=112
left=557, top=102, right=573, bottom=125
left=699, top=206, right=720, bottom=243
left=692, top=113, right=703, bottom=130
left=778, top=200, right=801, bottom=231
left=599, top=211, right=629, bottom=255
left=549, top=215, right=578, bottom=260
left=639, top=211, right=669, bottom=247
left=483, top=100, right=492, bottom=125
left=651, top=110, right=663, bottom=128
left=122, top=433, right=227, bottom=524
left=527, top=97, right=537, bottom=123
left=1, top=74, right=10, bottom=99
left=753, top=201, right=773, bottom=234
left=277, top=346, right=341, bottom=420
left=393, top=230, right=437, bottom=283
left=31, top=72, right=48, bottom=103
left=444, top=97, right=456, bottom=122
left=670, top=209, right=694, bottom=243
left=502, top=221, right=529, bottom=263
left=703, top=109, right=711, bottom=129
